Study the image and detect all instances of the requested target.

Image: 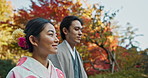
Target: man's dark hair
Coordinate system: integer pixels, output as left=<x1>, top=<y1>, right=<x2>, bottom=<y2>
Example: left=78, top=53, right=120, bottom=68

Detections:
left=60, top=16, right=83, bottom=40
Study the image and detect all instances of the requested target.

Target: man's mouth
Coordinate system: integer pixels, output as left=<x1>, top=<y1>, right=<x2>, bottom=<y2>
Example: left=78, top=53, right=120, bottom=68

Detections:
left=77, top=37, right=81, bottom=40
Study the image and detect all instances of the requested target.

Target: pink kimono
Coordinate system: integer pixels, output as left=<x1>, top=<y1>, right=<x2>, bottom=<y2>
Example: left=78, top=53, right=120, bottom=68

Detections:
left=6, top=56, right=64, bottom=78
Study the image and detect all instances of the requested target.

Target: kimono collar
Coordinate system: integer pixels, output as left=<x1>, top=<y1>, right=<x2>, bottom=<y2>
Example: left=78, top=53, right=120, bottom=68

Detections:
left=17, top=56, right=58, bottom=78
left=64, top=40, right=76, bottom=59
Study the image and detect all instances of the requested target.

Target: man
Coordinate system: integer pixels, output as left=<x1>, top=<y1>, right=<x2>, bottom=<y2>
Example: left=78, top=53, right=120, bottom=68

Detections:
left=48, top=16, right=88, bottom=78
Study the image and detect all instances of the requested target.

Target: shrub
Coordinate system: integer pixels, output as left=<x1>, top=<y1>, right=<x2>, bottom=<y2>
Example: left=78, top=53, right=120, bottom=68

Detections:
left=89, top=68, right=147, bottom=78
left=0, top=59, right=16, bottom=78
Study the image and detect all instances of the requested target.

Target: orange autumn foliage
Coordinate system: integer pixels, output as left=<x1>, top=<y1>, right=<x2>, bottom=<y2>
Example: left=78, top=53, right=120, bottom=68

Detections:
left=6, top=0, right=120, bottom=76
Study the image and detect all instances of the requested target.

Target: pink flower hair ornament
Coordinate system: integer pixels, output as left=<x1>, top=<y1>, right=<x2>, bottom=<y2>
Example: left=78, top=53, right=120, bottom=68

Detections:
left=12, top=28, right=25, bottom=41
left=18, top=37, right=29, bottom=49
left=12, top=28, right=29, bottom=49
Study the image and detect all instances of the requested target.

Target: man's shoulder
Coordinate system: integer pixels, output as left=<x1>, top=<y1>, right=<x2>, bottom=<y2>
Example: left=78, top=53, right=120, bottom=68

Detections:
left=57, top=41, right=69, bottom=55
left=58, top=41, right=67, bottom=49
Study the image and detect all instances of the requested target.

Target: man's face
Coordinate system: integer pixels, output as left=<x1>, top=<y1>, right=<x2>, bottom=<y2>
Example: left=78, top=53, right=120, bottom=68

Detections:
left=65, top=20, right=83, bottom=45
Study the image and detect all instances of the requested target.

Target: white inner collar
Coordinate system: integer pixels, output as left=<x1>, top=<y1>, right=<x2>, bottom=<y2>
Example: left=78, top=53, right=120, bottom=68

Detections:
left=64, top=40, right=76, bottom=60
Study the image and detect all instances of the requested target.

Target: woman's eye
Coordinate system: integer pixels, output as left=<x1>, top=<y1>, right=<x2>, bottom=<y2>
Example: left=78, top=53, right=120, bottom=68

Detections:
left=75, top=28, right=79, bottom=31
left=48, top=34, right=53, bottom=36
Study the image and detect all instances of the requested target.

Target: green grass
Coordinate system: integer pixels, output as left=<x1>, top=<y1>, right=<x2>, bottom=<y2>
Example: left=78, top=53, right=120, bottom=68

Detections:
left=89, top=68, right=148, bottom=78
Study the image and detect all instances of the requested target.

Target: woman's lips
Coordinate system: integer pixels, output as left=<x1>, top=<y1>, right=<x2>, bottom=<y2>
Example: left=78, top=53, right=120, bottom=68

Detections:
left=52, top=45, right=58, bottom=49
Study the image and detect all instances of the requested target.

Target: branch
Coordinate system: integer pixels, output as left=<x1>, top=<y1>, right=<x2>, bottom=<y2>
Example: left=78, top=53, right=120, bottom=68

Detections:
left=101, top=46, right=121, bottom=71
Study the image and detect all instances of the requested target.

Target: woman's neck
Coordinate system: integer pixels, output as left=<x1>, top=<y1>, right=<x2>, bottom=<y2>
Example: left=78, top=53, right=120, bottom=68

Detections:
left=32, top=51, right=49, bottom=68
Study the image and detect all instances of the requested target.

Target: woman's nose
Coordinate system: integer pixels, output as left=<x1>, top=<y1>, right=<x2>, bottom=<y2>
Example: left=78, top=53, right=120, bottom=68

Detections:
left=54, top=36, right=59, bottom=43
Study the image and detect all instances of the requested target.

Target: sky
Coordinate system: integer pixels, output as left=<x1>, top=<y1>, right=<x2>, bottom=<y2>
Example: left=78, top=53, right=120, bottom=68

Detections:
left=8, top=0, right=148, bottom=50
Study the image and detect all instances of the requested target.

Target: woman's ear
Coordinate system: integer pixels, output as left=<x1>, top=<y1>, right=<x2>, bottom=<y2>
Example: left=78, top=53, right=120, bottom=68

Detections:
left=63, top=27, right=68, bottom=35
left=29, top=35, right=38, bottom=46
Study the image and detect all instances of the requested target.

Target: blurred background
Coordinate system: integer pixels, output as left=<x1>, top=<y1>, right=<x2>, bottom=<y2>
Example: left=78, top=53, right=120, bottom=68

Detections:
left=0, top=0, right=148, bottom=78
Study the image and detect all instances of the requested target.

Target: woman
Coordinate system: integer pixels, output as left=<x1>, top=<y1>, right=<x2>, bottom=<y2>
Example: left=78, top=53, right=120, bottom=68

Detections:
left=6, top=18, right=64, bottom=78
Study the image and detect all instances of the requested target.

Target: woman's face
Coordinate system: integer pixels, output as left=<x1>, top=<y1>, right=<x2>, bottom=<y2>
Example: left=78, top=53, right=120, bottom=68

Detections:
left=37, top=23, right=59, bottom=55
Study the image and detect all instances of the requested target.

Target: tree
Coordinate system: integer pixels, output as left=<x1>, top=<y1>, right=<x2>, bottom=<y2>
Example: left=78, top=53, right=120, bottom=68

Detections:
left=3, top=0, right=120, bottom=75
left=11, top=0, right=120, bottom=75
left=0, top=0, right=12, bottom=21
left=0, top=0, right=15, bottom=77
left=0, top=0, right=31, bottom=67
left=75, top=4, right=121, bottom=75
left=119, top=22, right=143, bottom=50
left=2, top=0, right=145, bottom=77
left=0, top=0, right=13, bottom=59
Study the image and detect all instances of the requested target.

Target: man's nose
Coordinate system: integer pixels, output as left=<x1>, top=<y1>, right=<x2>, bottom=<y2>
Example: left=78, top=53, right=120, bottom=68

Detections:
left=78, top=30, right=82, bottom=36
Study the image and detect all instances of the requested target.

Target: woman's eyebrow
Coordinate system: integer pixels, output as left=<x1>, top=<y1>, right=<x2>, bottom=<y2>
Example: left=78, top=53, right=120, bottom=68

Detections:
left=47, top=30, right=54, bottom=33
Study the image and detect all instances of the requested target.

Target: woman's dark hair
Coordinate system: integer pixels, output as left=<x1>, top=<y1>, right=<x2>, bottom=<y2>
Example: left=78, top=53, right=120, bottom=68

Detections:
left=60, top=16, right=83, bottom=40
left=24, top=18, right=53, bottom=52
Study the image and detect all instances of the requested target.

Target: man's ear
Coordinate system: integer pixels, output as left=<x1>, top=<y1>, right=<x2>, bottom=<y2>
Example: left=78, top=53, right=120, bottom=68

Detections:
left=63, top=27, right=68, bottom=35
left=29, top=35, right=38, bottom=46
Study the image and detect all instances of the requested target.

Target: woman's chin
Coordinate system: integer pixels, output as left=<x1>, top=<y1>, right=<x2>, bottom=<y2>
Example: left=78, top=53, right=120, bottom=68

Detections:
left=50, top=50, right=58, bottom=54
